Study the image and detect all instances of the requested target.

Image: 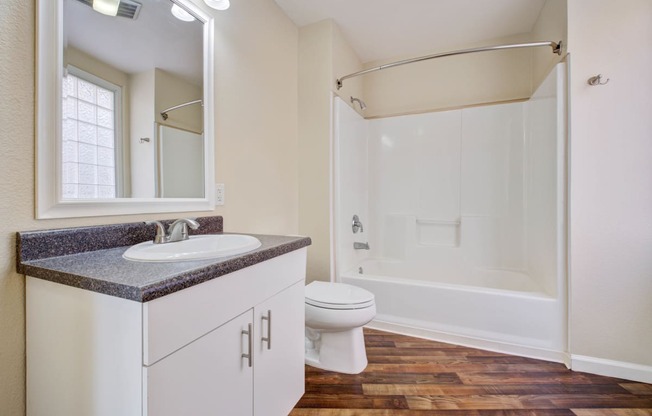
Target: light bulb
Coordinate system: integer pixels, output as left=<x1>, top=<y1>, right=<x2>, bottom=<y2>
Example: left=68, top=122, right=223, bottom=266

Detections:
left=93, top=0, right=120, bottom=16
left=203, top=0, right=230, bottom=11
left=171, top=4, right=196, bottom=22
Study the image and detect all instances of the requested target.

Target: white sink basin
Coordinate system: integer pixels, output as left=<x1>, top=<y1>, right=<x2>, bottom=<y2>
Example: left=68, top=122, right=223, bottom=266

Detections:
left=123, top=234, right=262, bottom=262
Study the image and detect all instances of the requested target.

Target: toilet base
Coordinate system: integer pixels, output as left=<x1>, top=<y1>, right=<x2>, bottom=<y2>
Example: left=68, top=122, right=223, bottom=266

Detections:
left=304, top=326, right=368, bottom=374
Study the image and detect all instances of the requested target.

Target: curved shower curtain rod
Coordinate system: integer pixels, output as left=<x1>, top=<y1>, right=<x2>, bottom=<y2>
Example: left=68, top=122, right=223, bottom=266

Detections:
left=160, top=99, right=203, bottom=120
left=336, top=40, right=563, bottom=90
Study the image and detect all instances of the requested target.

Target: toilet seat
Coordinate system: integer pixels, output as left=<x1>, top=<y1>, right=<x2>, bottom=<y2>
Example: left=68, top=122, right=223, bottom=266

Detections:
left=305, top=282, right=375, bottom=310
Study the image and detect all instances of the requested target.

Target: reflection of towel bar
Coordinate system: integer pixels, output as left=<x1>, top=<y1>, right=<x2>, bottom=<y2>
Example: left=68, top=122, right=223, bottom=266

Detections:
left=416, top=218, right=461, bottom=226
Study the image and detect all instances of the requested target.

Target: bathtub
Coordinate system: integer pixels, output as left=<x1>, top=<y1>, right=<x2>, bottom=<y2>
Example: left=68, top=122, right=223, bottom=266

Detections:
left=341, top=259, right=568, bottom=363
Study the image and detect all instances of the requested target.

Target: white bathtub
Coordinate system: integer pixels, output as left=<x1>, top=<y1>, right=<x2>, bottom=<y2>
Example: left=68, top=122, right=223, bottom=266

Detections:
left=333, top=64, right=568, bottom=364
left=341, top=259, right=568, bottom=363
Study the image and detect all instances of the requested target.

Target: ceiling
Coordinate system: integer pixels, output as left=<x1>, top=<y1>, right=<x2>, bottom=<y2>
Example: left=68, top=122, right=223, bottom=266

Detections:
left=274, top=0, right=547, bottom=63
left=64, top=0, right=203, bottom=86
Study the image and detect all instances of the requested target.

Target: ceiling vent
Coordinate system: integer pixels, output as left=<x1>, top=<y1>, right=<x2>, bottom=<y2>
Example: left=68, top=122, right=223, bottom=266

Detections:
left=73, top=0, right=143, bottom=20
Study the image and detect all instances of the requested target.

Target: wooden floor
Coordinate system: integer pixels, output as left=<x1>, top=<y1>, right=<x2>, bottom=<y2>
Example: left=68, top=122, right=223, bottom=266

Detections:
left=290, top=329, right=652, bottom=415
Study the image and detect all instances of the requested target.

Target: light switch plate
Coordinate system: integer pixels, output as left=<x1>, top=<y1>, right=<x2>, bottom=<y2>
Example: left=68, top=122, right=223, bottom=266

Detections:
left=215, top=183, right=225, bottom=206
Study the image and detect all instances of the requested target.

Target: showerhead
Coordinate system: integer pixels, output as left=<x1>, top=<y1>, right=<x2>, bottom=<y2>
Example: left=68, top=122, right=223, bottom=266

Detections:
left=350, top=96, right=367, bottom=111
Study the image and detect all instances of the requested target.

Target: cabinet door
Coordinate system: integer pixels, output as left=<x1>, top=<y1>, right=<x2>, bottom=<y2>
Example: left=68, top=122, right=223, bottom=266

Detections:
left=254, top=281, right=305, bottom=416
left=145, top=310, right=254, bottom=416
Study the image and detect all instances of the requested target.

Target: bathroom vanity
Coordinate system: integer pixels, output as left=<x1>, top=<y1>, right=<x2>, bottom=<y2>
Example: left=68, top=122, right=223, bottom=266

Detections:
left=18, top=217, right=311, bottom=416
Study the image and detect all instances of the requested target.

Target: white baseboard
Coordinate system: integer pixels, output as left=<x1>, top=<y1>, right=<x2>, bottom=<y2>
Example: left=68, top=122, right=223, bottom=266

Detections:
left=571, top=354, right=652, bottom=384
left=365, top=321, right=652, bottom=384
left=366, top=319, right=570, bottom=366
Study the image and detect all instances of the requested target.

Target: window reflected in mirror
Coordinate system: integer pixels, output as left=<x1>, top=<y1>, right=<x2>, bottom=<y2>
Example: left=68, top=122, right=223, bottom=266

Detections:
left=62, top=66, right=121, bottom=198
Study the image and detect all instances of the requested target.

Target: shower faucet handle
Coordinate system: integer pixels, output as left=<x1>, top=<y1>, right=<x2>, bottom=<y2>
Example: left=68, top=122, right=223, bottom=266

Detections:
left=352, top=215, right=364, bottom=233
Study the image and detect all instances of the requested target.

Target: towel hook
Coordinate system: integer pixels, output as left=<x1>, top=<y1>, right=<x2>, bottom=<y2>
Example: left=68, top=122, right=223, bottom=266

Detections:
left=587, top=74, right=609, bottom=86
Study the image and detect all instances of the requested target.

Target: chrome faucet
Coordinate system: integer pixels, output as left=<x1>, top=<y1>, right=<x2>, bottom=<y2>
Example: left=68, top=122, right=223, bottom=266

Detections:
left=146, top=218, right=200, bottom=244
left=353, top=242, right=370, bottom=250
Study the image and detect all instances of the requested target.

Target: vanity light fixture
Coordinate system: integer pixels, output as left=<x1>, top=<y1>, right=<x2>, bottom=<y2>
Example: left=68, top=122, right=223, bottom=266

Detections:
left=171, top=3, right=196, bottom=22
left=93, top=0, right=120, bottom=16
left=203, top=0, right=230, bottom=11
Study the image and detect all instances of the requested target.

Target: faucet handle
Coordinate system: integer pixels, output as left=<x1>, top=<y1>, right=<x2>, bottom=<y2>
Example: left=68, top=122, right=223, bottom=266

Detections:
left=168, top=218, right=200, bottom=242
left=352, top=215, right=364, bottom=233
left=145, top=221, right=167, bottom=244
left=172, top=218, right=200, bottom=230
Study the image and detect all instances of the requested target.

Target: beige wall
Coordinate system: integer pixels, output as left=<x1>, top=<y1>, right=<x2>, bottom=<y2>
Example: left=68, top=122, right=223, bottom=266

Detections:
left=65, top=46, right=129, bottom=84
left=568, top=0, right=652, bottom=374
left=298, top=21, right=333, bottom=284
left=155, top=68, right=202, bottom=133
left=0, top=0, right=299, bottom=414
left=361, top=33, right=534, bottom=118
left=298, top=20, right=363, bottom=283
left=331, top=22, right=364, bottom=114
left=130, top=69, right=157, bottom=197
left=211, top=0, right=299, bottom=235
left=531, top=0, right=567, bottom=91
left=361, top=0, right=568, bottom=118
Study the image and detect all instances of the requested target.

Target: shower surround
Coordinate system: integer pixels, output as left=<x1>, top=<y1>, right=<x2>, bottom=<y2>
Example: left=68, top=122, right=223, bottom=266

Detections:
left=334, top=64, right=567, bottom=362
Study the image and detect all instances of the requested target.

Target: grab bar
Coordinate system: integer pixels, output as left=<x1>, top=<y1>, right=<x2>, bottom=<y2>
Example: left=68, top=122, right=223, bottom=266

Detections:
left=416, top=218, right=461, bottom=225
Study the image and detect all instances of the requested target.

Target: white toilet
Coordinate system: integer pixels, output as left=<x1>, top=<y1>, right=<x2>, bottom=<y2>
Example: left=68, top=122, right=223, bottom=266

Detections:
left=304, top=281, right=376, bottom=374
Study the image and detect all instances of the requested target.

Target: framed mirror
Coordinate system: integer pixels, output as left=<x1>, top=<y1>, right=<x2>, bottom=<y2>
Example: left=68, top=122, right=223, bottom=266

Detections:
left=36, top=0, right=215, bottom=218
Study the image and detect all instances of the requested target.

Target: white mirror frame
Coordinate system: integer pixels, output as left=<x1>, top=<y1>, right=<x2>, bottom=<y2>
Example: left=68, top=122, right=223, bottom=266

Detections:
left=36, top=0, right=215, bottom=219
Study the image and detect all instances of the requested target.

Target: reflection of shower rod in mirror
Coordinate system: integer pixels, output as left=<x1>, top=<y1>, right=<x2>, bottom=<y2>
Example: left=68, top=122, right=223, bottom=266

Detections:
left=160, top=99, right=203, bottom=120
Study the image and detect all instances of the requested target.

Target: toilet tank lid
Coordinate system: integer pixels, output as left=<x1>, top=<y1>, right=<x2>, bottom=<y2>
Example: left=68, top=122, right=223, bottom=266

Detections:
left=305, top=281, right=375, bottom=305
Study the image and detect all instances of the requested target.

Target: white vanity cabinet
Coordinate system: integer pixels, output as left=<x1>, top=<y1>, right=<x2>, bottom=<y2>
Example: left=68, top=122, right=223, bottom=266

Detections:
left=253, top=281, right=306, bottom=416
left=26, top=249, right=307, bottom=416
left=145, top=309, right=254, bottom=416
left=144, top=281, right=305, bottom=416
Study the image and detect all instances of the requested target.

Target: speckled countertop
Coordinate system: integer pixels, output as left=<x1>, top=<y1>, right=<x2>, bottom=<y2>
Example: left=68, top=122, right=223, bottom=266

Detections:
left=16, top=216, right=311, bottom=302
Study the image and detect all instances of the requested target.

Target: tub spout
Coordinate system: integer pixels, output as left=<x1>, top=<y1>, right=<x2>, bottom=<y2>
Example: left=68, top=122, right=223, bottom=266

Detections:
left=354, top=242, right=370, bottom=250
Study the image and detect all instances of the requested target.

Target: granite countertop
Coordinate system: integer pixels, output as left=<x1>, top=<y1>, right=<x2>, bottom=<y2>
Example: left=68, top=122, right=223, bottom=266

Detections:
left=17, top=216, right=311, bottom=302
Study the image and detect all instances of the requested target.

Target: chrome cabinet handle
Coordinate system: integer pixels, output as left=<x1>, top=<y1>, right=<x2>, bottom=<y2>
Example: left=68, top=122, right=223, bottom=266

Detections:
left=242, top=323, right=253, bottom=367
left=261, top=310, right=272, bottom=350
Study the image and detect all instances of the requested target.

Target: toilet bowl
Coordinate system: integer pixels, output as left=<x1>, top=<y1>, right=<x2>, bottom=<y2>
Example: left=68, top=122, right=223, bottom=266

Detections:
left=304, top=281, right=376, bottom=374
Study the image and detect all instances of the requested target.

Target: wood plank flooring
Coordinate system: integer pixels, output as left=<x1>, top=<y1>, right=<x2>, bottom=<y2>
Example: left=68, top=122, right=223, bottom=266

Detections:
left=290, top=329, right=652, bottom=415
